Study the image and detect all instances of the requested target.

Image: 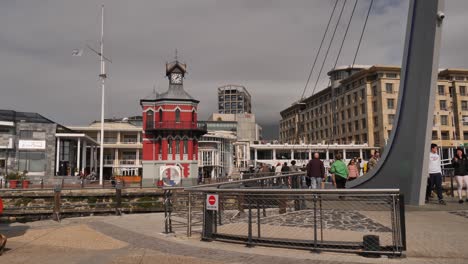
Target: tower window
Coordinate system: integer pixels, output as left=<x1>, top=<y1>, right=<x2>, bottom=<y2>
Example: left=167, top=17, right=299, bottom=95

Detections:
left=146, top=110, right=154, bottom=129
left=159, top=109, right=163, bottom=122
left=175, top=109, right=181, bottom=123
left=168, top=138, right=172, bottom=154
left=192, top=110, right=196, bottom=122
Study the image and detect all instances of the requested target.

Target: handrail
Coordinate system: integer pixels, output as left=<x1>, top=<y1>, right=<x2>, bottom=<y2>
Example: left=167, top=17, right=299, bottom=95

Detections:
left=187, top=172, right=305, bottom=189
left=186, top=188, right=400, bottom=194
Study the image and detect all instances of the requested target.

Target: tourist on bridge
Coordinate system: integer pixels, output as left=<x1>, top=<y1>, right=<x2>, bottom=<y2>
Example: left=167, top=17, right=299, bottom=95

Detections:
left=426, top=144, right=445, bottom=205
left=347, top=159, right=359, bottom=181
left=452, top=147, right=468, bottom=204
left=329, top=153, right=348, bottom=189
left=275, top=162, right=282, bottom=176
left=306, top=153, right=325, bottom=189
left=367, top=151, right=380, bottom=171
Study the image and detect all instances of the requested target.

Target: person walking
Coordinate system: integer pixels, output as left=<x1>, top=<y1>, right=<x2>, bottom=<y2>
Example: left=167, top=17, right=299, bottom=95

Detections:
left=426, top=143, right=445, bottom=205
left=330, top=153, right=348, bottom=189
left=367, top=151, right=380, bottom=171
left=347, top=159, right=359, bottom=181
left=275, top=162, right=282, bottom=176
left=289, top=160, right=300, bottom=189
left=452, top=148, right=468, bottom=203
left=306, top=153, right=325, bottom=189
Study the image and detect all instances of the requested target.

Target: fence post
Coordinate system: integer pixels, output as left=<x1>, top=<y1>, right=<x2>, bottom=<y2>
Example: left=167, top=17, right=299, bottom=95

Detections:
left=202, top=193, right=215, bottom=241
left=247, top=196, right=254, bottom=247
left=163, top=190, right=174, bottom=234
left=140, top=177, right=143, bottom=189
left=115, top=182, right=122, bottom=215
left=257, top=198, right=261, bottom=238
left=312, top=194, right=319, bottom=253
left=399, top=194, right=407, bottom=251
left=81, top=179, right=84, bottom=189
left=40, top=178, right=44, bottom=189
left=53, top=185, right=61, bottom=222
left=187, top=192, right=192, bottom=237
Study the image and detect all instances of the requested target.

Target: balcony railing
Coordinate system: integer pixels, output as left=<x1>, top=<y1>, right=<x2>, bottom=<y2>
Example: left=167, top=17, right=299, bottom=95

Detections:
left=145, top=121, right=207, bottom=131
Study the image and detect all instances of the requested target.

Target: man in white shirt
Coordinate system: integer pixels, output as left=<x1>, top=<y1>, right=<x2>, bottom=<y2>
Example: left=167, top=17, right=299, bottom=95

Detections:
left=426, top=143, right=445, bottom=205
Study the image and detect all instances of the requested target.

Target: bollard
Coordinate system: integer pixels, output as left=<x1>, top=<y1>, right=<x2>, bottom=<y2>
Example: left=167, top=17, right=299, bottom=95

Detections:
left=53, top=185, right=62, bottom=222
left=115, top=182, right=122, bottom=215
left=362, top=235, right=381, bottom=257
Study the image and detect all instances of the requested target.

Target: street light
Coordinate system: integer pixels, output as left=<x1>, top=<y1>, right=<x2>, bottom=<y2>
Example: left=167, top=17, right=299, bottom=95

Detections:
left=73, top=5, right=110, bottom=185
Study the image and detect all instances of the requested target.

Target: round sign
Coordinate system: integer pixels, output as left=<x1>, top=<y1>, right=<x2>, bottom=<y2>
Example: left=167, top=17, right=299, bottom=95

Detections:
left=208, top=195, right=216, bottom=205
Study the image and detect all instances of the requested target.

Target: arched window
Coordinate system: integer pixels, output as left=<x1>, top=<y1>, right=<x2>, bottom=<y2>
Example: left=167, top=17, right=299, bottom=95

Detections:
left=192, top=110, right=196, bottom=122
left=159, top=109, right=163, bottom=122
left=168, top=138, right=172, bottom=154
left=175, top=138, right=180, bottom=154
left=146, top=110, right=154, bottom=129
left=175, top=109, right=181, bottom=123
left=183, top=138, right=188, bottom=154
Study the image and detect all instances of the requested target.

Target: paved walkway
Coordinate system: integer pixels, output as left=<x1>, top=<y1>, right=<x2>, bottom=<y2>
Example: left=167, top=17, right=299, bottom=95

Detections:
left=1, top=200, right=468, bottom=264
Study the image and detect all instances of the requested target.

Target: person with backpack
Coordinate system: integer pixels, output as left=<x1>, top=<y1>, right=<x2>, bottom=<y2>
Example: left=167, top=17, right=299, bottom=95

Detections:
left=329, top=153, right=348, bottom=189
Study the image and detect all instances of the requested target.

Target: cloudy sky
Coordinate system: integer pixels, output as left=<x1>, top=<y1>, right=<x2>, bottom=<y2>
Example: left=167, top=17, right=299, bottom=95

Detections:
left=1, top=0, right=467, bottom=139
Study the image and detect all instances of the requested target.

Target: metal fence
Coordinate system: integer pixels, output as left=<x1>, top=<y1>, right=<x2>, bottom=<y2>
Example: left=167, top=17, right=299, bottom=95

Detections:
left=0, top=177, right=155, bottom=190
left=172, top=188, right=405, bottom=257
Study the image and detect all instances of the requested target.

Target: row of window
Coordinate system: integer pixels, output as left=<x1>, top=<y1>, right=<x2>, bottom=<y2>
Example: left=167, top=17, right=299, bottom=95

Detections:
left=437, top=85, right=467, bottom=96
left=145, top=109, right=196, bottom=128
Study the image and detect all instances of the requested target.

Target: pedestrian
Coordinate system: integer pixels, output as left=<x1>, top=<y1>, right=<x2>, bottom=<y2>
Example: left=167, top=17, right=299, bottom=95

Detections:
left=289, top=160, right=300, bottom=188
left=0, top=196, right=6, bottom=255
left=426, top=143, right=445, bottom=205
left=452, top=148, right=468, bottom=203
left=306, top=153, right=325, bottom=189
left=281, top=162, right=290, bottom=174
left=367, top=150, right=380, bottom=171
left=330, top=153, right=348, bottom=189
left=347, top=159, right=359, bottom=181
left=355, top=157, right=362, bottom=176
left=197, top=170, right=203, bottom=185
left=261, top=163, right=270, bottom=174
left=275, top=162, right=282, bottom=176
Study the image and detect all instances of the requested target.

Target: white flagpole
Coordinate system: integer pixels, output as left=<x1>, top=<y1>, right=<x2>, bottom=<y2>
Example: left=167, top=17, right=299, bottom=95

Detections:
left=99, top=4, right=106, bottom=186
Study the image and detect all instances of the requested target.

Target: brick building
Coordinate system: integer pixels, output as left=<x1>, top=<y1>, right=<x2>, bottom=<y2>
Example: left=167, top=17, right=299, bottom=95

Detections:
left=140, top=60, right=207, bottom=186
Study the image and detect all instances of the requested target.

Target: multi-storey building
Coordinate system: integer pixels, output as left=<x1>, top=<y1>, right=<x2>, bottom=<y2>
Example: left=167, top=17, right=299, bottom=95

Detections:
left=218, top=85, right=252, bottom=114
left=279, top=65, right=468, bottom=155
left=69, top=116, right=143, bottom=179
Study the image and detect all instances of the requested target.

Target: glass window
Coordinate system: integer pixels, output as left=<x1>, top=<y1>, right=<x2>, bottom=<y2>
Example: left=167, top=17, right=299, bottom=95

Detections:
left=388, top=114, right=395, bottom=125
left=19, top=130, right=34, bottom=139
left=438, top=85, right=445, bottom=95
left=462, top=101, right=468, bottom=111
left=385, top=83, right=393, bottom=93
left=441, top=131, right=450, bottom=140
left=441, top=115, right=448, bottom=125
left=361, top=104, right=365, bottom=114
left=372, top=86, right=377, bottom=96
left=387, top=99, right=395, bottom=109
left=360, top=89, right=365, bottom=99
left=373, top=116, right=378, bottom=127
left=464, top=131, right=468, bottom=140
left=460, top=86, right=466, bottom=96
left=355, top=120, right=359, bottom=130
left=373, top=101, right=377, bottom=112
left=432, top=131, right=438, bottom=140
left=175, top=139, right=180, bottom=154
left=361, top=118, right=366, bottom=129
left=354, top=106, right=358, bottom=116
left=18, top=151, right=46, bottom=172
left=168, top=138, right=172, bottom=154
left=183, top=139, right=188, bottom=154
left=439, top=100, right=447, bottom=110
left=159, top=109, right=163, bottom=122
left=175, top=109, right=180, bottom=123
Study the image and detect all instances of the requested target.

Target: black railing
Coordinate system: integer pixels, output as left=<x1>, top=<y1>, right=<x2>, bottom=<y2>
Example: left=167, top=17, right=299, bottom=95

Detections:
left=145, top=121, right=207, bottom=131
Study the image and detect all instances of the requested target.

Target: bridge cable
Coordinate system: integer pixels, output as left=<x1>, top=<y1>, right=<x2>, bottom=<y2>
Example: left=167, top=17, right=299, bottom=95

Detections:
left=300, top=0, right=340, bottom=101
left=309, top=0, right=347, bottom=100
left=351, top=0, right=374, bottom=69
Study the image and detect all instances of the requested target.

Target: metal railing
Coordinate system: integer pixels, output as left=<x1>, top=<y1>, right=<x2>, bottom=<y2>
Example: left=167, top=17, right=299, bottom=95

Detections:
left=163, top=172, right=406, bottom=257
left=195, top=188, right=405, bottom=256
left=0, top=177, right=152, bottom=190
left=145, top=121, right=207, bottom=131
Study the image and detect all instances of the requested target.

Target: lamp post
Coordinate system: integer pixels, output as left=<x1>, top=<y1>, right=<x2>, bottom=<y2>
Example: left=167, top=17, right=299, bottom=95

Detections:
left=98, top=5, right=106, bottom=185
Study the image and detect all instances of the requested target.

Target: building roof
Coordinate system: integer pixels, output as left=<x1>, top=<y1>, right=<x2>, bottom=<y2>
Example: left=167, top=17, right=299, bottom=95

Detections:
left=0, top=109, right=72, bottom=132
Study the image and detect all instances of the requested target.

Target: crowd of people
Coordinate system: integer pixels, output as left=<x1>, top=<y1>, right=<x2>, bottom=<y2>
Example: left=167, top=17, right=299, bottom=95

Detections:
left=249, top=150, right=382, bottom=189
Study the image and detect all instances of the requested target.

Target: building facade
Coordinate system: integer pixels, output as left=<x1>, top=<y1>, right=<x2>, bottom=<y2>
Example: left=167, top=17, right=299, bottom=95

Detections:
left=0, top=110, right=98, bottom=180
left=140, top=60, right=207, bottom=186
left=209, top=113, right=262, bottom=142
left=68, top=116, right=143, bottom=179
left=218, top=85, right=252, bottom=114
left=279, top=65, right=468, bottom=151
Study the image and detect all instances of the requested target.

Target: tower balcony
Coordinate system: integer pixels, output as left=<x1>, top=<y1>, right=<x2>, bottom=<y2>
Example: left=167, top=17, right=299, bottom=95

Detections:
left=145, top=121, right=207, bottom=134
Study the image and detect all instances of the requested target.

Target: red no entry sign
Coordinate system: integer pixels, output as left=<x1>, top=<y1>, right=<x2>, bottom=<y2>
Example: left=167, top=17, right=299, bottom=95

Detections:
left=206, top=194, right=219, bottom=211
left=208, top=195, right=216, bottom=205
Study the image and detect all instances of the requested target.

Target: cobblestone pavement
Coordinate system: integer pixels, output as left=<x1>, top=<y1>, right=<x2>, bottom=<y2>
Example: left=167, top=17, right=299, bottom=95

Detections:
left=1, top=204, right=468, bottom=264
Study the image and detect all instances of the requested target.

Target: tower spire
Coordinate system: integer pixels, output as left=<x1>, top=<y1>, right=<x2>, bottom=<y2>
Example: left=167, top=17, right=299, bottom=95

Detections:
left=175, top=48, right=178, bottom=61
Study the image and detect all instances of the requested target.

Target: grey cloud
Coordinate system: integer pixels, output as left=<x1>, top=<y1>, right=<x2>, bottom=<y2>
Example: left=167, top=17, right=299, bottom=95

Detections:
left=0, top=0, right=466, bottom=140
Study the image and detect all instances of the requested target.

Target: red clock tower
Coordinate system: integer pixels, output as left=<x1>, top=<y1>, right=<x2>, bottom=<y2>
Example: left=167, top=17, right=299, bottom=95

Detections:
left=140, top=60, right=207, bottom=186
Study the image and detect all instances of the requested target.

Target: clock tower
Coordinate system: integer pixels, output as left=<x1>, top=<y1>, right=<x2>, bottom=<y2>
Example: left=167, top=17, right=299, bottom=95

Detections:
left=140, top=58, right=207, bottom=186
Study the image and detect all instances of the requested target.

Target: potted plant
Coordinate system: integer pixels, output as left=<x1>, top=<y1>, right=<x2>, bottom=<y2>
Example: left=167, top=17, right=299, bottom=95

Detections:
left=6, top=172, right=20, bottom=189
left=21, top=170, right=30, bottom=189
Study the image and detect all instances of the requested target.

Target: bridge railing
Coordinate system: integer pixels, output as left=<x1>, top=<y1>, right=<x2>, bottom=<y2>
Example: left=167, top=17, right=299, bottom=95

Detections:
left=192, top=188, right=405, bottom=257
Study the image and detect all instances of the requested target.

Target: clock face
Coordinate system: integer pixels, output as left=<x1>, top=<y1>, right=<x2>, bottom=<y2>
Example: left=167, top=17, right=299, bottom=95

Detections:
left=171, top=73, right=183, bottom=84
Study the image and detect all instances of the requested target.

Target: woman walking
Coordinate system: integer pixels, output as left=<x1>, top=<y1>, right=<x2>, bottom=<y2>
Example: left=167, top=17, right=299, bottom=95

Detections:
left=330, top=153, right=348, bottom=189
left=347, top=159, right=359, bottom=181
left=452, top=148, right=468, bottom=203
